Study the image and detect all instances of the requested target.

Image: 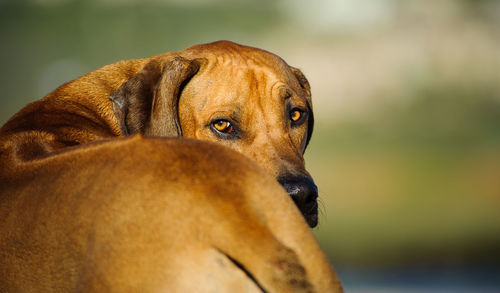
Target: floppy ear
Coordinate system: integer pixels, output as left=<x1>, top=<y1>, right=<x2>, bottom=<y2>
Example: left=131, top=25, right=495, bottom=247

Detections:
left=290, top=67, right=314, bottom=152
left=109, top=56, right=202, bottom=137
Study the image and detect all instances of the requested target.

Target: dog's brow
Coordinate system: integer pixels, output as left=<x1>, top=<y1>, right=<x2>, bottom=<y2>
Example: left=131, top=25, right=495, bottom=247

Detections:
left=279, top=86, right=293, bottom=100
left=209, top=106, right=242, bottom=123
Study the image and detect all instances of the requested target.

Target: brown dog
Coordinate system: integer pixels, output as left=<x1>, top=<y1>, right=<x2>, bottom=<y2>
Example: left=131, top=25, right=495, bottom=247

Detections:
left=0, top=41, right=319, bottom=227
left=0, top=136, right=342, bottom=292
left=0, top=41, right=343, bottom=291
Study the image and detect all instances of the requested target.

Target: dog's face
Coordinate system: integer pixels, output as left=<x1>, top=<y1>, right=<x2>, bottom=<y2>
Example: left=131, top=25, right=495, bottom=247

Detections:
left=110, top=41, right=318, bottom=227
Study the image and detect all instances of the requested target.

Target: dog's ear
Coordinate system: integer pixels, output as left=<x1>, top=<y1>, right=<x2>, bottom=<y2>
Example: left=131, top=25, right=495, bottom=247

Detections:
left=109, top=56, right=202, bottom=137
left=290, top=67, right=314, bottom=152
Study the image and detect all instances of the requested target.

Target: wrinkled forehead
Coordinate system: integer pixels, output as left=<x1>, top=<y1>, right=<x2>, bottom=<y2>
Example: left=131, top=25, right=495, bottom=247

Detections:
left=180, top=41, right=302, bottom=95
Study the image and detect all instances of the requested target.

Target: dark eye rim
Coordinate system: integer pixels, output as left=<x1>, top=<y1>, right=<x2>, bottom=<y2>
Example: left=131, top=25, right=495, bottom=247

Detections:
left=209, top=119, right=241, bottom=139
left=289, top=108, right=307, bottom=127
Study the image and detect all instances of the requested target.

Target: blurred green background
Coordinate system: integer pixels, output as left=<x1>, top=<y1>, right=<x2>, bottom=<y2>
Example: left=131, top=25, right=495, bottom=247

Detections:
left=1, top=0, right=499, bottom=291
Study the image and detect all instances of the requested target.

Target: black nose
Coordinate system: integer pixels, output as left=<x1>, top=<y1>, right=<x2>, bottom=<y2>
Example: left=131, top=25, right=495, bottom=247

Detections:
left=277, top=175, right=319, bottom=227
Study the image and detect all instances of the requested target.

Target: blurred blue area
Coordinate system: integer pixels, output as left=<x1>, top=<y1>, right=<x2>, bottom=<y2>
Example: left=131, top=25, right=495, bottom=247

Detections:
left=339, top=265, right=500, bottom=292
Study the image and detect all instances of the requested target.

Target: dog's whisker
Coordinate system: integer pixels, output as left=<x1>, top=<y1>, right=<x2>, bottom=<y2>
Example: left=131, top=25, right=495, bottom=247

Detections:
left=318, top=195, right=328, bottom=222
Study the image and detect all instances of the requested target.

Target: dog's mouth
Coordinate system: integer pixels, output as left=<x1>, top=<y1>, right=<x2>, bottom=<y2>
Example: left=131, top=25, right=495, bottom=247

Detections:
left=301, top=200, right=318, bottom=228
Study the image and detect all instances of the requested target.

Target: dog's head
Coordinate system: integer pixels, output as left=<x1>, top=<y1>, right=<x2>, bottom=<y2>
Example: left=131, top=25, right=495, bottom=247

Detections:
left=109, top=41, right=318, bottom=227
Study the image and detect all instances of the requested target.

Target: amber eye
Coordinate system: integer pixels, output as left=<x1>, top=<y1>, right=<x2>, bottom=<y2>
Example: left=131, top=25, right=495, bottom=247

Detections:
left=212, top=120, right=234, bottom=133
left=290, top=109, right=302, bottom=122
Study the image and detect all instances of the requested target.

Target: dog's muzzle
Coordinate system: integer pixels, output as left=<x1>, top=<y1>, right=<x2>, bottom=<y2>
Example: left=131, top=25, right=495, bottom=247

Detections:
left=278, top=175, right=319, bottom=227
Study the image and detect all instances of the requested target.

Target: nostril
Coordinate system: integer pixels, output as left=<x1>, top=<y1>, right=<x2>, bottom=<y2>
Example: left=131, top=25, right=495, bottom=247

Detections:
left=283, top=184, right=301, bottom=197
left=277, top=176, right=318, bottom=204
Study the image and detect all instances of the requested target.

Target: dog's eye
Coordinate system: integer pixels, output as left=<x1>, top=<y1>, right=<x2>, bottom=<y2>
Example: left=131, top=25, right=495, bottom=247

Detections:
left=289, top=108, right=306, bottom=125
left=212, top=120, right=234, bottom=134
left=290, top=110, right=301, bottom=122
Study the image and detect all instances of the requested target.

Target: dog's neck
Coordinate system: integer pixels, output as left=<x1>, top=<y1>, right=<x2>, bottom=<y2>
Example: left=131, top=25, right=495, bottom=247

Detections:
left=0, top=58, right=153, bottom=164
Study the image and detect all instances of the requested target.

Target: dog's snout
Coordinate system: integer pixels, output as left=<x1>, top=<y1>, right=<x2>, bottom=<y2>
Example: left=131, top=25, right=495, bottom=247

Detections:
left=278, top=176, right=318, bottom=205
left=278, top=175, right=318, bottom=227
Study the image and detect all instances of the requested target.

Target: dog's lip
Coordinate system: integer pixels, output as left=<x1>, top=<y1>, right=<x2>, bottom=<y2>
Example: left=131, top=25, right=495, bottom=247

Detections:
left=304, top=200, right=318, bottom=214
left=305, top=209, right=318, bottom=227
left=302, top=200, right=318, bottom=227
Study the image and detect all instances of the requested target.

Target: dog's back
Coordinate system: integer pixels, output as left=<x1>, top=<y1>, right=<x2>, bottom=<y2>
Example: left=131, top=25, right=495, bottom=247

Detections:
left=0, top=135, right=341, bottom=292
